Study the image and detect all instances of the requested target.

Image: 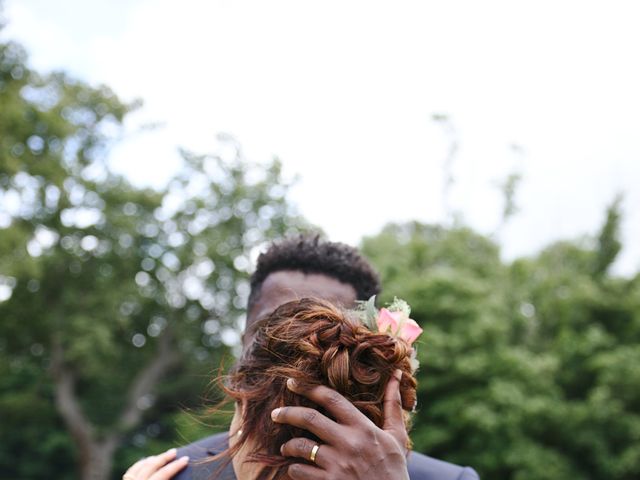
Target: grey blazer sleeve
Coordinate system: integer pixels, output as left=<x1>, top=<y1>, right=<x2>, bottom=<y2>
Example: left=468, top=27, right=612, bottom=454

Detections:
left=407, top=451, right=480, bottom=480
left=457, top=466, right=480, bottom=480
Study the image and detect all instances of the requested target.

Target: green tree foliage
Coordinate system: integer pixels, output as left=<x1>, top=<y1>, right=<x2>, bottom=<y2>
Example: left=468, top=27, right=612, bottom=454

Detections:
left=592, top=194, right=623, bottom=278
left=361, top=204, right=640, bottom=480
left=0, top=35, right=302, bottom=479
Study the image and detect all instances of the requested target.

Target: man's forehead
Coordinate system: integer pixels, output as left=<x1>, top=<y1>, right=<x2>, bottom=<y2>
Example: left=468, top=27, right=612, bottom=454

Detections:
left=248, top=270, right=358, bottom=324
left=262, top=270, right=356, bottom=296
left=242, top=270, right=358, bottom=349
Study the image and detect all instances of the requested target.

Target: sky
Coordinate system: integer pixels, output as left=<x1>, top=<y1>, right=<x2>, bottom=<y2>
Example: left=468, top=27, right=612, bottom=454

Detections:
left=3, top=0, right=639, bottom=275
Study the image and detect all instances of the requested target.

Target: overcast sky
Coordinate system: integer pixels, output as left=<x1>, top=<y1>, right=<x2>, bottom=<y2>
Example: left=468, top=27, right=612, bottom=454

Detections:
left=3, top=0, right=639, bottom=275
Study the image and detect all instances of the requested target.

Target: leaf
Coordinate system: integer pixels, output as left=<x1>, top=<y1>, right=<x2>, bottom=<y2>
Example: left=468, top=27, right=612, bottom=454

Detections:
left=364, top=295, right=378, bottom=330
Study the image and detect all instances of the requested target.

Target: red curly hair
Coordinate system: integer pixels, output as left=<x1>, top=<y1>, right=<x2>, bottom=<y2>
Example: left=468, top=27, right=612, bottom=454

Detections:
left=212, top=297, right=418, bottom=479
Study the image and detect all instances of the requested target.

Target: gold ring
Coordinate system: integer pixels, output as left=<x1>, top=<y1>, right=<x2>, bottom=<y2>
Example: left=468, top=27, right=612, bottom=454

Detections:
left=309, top=444, right=320, bottom=463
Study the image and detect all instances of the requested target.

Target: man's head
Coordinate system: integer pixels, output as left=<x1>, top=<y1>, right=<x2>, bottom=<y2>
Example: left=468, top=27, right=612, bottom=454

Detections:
left=244, top=234, right=381, bottom=345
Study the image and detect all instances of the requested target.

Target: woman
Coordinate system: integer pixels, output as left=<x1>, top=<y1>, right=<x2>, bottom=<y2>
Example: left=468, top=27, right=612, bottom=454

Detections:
left=123, top=297, right=419, bottom=480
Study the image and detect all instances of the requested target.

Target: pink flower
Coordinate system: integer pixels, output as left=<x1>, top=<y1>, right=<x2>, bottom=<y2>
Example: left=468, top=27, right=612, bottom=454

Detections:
left=398, top=319, right=423, bottom=345
left=377, top=308, right=400, bottom=334
left=377, top=308, right=423, bottom=345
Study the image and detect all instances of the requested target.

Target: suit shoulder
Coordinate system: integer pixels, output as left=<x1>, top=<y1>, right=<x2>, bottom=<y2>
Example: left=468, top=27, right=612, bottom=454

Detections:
left=173, top=433, right=232, bottom=480
left=176, top=432, right=227, bottom=460
left=408, top=451, right=480, bottom=480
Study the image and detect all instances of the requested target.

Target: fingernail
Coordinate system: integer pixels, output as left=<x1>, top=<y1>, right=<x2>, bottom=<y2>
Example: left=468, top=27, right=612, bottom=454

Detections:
left=280, top=444, right=284, bottom=455
left=179, top=455, right=189, bottom=462
left=166, top=448, right=177, bottom=455
left=394, top=369, right=403, bottom=381
left=271, top=408, right=281, bottom=420
left=286, top=378, right=297, bottom=390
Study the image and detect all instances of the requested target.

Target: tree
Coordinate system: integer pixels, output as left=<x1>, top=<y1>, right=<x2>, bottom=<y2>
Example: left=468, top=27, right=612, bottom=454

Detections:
left=361, top=213, right=640, bottom=480
left=0, top=34, right=303, bottom=479
left=592, top=194, right=623, bottom=278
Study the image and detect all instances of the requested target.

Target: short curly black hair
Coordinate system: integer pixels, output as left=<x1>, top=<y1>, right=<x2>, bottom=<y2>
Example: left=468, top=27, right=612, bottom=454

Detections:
left=248, top=234, right=381, bottom=313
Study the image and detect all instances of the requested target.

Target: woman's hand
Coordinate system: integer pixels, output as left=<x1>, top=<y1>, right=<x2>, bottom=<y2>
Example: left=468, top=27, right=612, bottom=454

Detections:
left=275, top=370, right=410, bottom=480
left=122, top=448, right=189, bottom=480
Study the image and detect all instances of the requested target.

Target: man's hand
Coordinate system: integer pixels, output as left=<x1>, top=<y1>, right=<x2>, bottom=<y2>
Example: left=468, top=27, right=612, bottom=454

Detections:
left=274, top=370, right=410, bottom=480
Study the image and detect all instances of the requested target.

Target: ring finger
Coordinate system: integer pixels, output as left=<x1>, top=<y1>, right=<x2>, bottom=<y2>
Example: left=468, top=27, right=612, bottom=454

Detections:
left=280, top=437, right=337, bottom=469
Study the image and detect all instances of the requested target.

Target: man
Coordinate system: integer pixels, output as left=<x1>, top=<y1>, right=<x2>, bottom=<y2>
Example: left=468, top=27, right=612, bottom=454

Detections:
left=127, top=235, right=479, bottom=480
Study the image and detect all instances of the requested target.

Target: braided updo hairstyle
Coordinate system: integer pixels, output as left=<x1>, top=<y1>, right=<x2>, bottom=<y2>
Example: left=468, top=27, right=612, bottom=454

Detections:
left=218, top=297, right=418, bottom=480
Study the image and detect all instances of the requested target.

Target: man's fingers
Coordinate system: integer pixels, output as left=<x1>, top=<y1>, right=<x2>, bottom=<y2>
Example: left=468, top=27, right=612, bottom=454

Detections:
left=149, top=455, right=189, bottom=480
left=383, top=369, right=409, bottom=444
left=287, top=463, right=325, bottom=480
left=135, top=449, right=178, bottom=479
left=271, top=405, right=340, bottom=443
left=286, top=379, right=362, bottom=425
left=280, top=438, right=336, bottom=469
left=280, top=437, right=316, bottom=462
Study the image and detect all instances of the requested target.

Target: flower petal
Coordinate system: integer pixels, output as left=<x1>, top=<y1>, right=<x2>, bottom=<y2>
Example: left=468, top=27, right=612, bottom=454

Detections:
left=377, top=308, right=399, bottom=334
left=399, top=319, right=423, bottom=344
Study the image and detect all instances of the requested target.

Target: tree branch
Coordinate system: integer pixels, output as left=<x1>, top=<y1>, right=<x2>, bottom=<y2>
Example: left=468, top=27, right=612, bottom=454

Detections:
left=49, top=337, right=95, bottom=452
left=117, top=329, right=180, bottom=432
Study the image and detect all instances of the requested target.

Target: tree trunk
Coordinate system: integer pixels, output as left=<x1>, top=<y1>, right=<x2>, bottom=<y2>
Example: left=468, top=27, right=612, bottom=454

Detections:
left=79, top=438, right=119, bottom=480
left=49, top=332, right=180, bottom=480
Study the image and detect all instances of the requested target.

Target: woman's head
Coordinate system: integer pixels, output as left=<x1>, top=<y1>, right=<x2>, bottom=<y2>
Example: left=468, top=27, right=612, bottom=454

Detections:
left=221, top=297, right=418, bottom=479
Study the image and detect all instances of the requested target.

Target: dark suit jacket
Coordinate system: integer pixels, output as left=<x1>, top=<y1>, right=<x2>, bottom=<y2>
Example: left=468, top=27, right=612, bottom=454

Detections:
left=173, top=433, right=479, bottom=480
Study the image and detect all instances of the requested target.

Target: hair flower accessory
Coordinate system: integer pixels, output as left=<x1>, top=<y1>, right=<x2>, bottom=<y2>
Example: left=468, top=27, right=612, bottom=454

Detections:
left=354, top=296, right=423, bottom=372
